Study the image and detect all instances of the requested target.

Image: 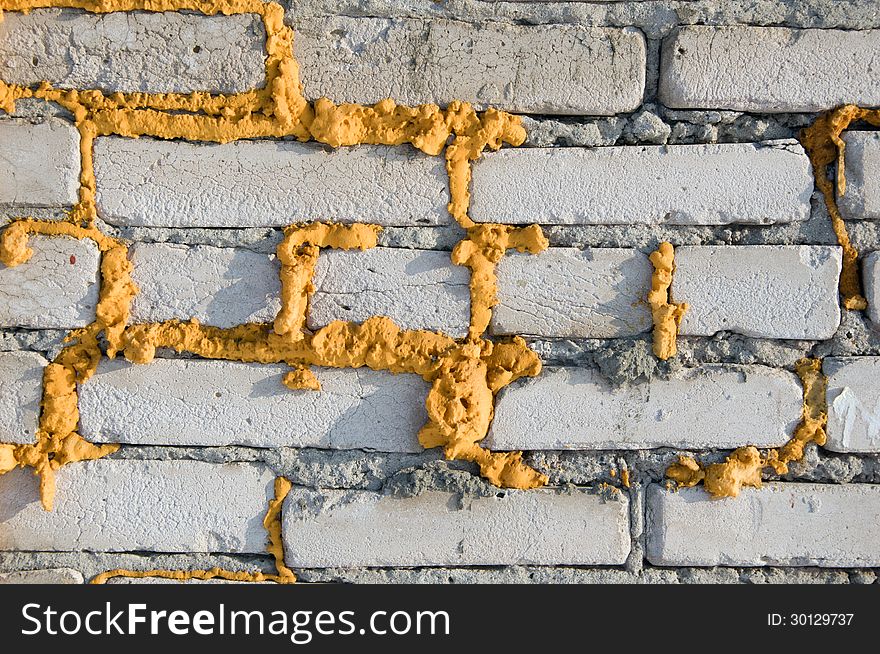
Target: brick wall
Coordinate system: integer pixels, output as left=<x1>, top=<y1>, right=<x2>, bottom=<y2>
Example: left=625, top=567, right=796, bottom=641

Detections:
left=1, top=0, right=879, bottom=585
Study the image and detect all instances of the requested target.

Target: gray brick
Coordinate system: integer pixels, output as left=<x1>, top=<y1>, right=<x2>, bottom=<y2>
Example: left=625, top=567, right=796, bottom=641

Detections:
left=0, top=461, right=274, bottom=553
left=825, top=357, right=880, bottom=453
left=94, top=137, right=448, bottom=227
left=865, top=250, right=880, bottom=326
left=492, top=248, right=652, bottom=337
left=661, top=26, right=880, bottom=112
left=0, top=236, right=100, bottom=329
left=0, top=118, right=80, bottom=209
left=470, top=141, right=812, bottom=225
left=294, top=17, right=645, bottom=114
left=0, top=8, right=265, bottom=93
left=673, top=246, right=842, bottom=340
left=0, top=568, right=83, bottom=584
left=309, top=249, right=470, bottom=339
left=0, top=351, right=47, bottom=445
left=487, top=365, right=801, bottom=451
left=80, top=359, right=428, bottom=452
left=129, top=243, right=281, bottom=328
left=283, top=487, right=631, bottom=567
left=646, top=483, right=880, bottom=567
left=839, top=132, right=880, bottom=220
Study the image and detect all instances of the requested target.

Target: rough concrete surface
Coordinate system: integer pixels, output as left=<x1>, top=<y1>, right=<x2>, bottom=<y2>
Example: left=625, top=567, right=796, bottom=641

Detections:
left=471, top=141, right=812, bottom=225
left=294, top=16, right=645, bottom=114
left=0, top=8, right=266, bottom=93
left=80, top=359, right=429, bottom=452
left=0, top=118, right=80, bottom=208
left=674, top=245, right=842, bottom=340
left=865, top=251, right=880, bottom=327
left=0, top=351, right=46, bottom=445
left=0, top=236, right=100, bottom=329
left=94, top=137, right=449, bottom=227
left=0, top=568, right=84, bottom=584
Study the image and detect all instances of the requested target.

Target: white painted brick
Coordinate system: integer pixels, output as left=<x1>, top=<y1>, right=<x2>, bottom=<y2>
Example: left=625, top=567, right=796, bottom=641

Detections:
left=660, top=26, right=880, bottom=112
left=128, top=243, right=466, bottom=335
left=487, top=365, right=801, bottom=451
left=294, top=17, right=645, bottom=115
left=0, top=351, right=47, bottom=445
left=309, top=249, right=470, bottom=338
left=0, top=8, right=265, bottom=93
left=492, top=248, right=652, bottom=337
left=0, top=235, right=100, bottom=328
left=283, top=487, right=630, bottom=567
left=80, top=359, right=427, bottom=452
left=0, top=118, right=80, bottom=209
left=129, top=243, right=281, bottom=328
left=838, top=132, right=880, bottom=220
left=0, top=460, right=274, bottom=553
left=94, top=138, right=447, bottom=227
left=865, top=250, right=880, bottom=325
left=673, top=246, right=842, bottom=340
left=646, top=483, right=880, bottom=567
left=0, top=568, right=83, bottom=584
left=824, top=357, right=880, bottom=453
left=470, top=141, right=812, bottom=225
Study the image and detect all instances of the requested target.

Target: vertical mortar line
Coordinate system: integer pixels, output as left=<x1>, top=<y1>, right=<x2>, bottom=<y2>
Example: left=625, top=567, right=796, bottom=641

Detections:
left=624, top=479, right=645, bottom=575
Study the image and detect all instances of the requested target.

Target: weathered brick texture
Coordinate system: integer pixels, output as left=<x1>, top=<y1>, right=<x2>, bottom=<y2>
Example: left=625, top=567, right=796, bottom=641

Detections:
left=0, top=351, right=47, bottom=445
left=646, top=483, right=880, bottom=567
left=471, top=141, right=812, bottom=225
left=282, top=487, right=631, bottom=567
left=0, top=118, right=80, bottom=209
left=129, top=243, right=281, bottom=328
left=294, top=17, right=646, bottom=114
left=79, top=359, right=428, bottom=451
left=825, top=357, right=880, bottom=453
left=661, top=26, right=880, bottom=112
left=309, top=249, right=470, bottom=338
left=94, top=137, right=448, bottom=227
left=839, top=132, right=880, bottom=220
left=493, top=248, right=652, bottom=338
left=487, top=365, right=801, bottom=450
left=0, top=568, right=84, bottom=584
left=128, top=244, right=469, bottom=336
left=0, top=8, right=266, bottom=93
left=673, top=246, right=842, bottom=340
left=865, top=250, right=880, bottom=326
left=0, top=236, right=100, bottom=329
left=0, top=461, right=275, bottom=553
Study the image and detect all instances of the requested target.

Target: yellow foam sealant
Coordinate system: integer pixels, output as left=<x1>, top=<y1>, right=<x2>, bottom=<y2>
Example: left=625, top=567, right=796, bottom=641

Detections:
left=648, top=242, right=688, bottom=360
left=666, top=358, right=828, bottom=498
left=0, top=0, right=550, bottom=511
left=801, top=105, right=880, bottom=311
left=91, top=476, right=297, bottom=584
